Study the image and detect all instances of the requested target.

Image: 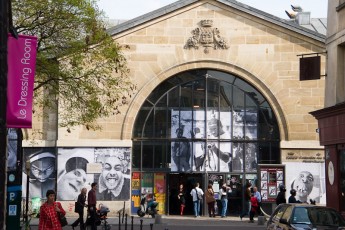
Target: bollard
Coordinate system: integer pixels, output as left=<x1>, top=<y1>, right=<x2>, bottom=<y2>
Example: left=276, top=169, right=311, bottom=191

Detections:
left=140, top=219, right=143, bottom=230
left=118, top=212, right=121, bottom=230
left=257, top=215, right=265, bottom=225
left=125, top=214, right=128, bottom=230
left=131, top=216, right=134, bottom=230
left=150, top=223, right=153, bottom=230
left=154, top=214, right=162, bottom=224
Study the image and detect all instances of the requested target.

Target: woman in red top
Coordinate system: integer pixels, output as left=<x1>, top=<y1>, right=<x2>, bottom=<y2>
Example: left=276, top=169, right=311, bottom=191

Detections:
left=249, top=193, right=259, bottom=223
left=39, top=190, right=66, bottom=230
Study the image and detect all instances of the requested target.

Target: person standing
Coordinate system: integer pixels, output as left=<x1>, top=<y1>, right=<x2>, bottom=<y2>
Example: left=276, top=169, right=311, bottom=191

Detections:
left=205, top=184, right=216, bottom=217
left=220, top=183, right=231, bottom=218
left=253, top=187, right=262, bottom=215
left=177, top=184, right=186, bottom=215
left=88, top=183, right=98, bottom=230
left=72, top=188, right=87, bottom=230
left=190, top=182, right=204, bottom=217
left=276, top=185, right=287, bottom=205
left=288, top=189, right=301, bottom=203
left=240, top=182, right=251, bottom=220
left=39, top=190, right=66, bottom=230
left=249, top=193, right=259, bottom=223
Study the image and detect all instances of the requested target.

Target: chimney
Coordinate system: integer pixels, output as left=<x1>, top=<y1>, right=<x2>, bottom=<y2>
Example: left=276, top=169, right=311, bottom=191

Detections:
left=296, top=12, right=310, bottom=25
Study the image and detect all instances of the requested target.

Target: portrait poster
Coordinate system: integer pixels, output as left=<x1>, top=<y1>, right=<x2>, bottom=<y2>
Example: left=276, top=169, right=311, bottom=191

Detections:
left=284, top=162, right=326, bottom=204
left=94, top=147, right=131, bottom=201
left=57, top=148, right=95, bottom=200
left=22, top=147, right=56, bottom=199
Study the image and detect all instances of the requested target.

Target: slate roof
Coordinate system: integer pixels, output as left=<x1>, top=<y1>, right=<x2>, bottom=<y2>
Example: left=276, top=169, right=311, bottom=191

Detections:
left=107, top=0, right=326, bottom=43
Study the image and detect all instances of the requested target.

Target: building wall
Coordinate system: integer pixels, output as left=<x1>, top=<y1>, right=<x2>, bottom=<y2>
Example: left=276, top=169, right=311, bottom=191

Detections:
left=23, top=0, right=327, bottom=215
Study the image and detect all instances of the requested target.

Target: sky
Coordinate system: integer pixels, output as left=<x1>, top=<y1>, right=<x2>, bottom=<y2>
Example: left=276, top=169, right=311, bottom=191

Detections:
left=96, top=0, right=328, bottom=20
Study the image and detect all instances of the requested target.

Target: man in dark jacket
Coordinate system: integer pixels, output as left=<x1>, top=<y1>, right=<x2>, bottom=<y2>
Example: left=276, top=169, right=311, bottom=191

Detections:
left=276, top=185, right=287, bottom=205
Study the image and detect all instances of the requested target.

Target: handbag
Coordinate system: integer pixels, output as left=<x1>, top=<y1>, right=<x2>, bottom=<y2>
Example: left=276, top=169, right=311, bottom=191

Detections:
left=74, top=202, right=82, bottom=213
left=58, top=212, right=68, bottom=227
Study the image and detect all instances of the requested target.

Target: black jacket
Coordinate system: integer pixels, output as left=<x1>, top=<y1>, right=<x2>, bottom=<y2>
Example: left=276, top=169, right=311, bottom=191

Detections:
left=276, top=191, right=286, bottom=205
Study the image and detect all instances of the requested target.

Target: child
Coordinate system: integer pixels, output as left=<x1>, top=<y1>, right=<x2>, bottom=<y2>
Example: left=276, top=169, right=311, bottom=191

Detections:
left=249, top=193, right=258, bottom=223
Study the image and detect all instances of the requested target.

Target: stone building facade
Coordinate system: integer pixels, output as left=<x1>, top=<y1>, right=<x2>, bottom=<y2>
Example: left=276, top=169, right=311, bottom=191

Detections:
left=23, top=0, right=326, bottom=216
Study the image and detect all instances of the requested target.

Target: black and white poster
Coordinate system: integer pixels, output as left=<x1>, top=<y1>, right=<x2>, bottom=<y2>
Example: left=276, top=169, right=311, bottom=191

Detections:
left=285, top=162, right=326, bottom=204
left=95, top=148, right=131, bottom=201
left=57, top=148, right=94, bottom=200
left=56, top=147, right=131, bottom=201
left=22, top=148, right=56, bottom=199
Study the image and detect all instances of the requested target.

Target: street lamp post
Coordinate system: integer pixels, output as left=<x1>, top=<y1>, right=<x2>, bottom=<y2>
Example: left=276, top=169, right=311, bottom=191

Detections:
left=0, top=0, right=9, bottom=228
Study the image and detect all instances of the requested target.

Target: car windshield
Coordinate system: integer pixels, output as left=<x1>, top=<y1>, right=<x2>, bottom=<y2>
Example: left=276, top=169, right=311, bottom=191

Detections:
left=292, top=207, right=345, bottom=227
left=291, top=207, right=311, bottom=224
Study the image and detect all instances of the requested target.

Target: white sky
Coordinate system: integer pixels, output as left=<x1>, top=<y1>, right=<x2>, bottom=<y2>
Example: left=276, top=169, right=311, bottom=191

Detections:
left=96, top=0, right=327, bottom=20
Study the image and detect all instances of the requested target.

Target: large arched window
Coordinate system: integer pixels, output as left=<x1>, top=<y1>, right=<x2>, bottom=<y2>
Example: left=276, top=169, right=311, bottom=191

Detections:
left=132, top=69, right=280, bottom=173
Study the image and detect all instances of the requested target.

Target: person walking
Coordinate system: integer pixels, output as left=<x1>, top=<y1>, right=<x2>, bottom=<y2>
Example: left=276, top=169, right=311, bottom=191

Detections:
left=88, top=183, right=98, bottom=230
left=205, top=184, right=216, bottom=217
left=253, top=187, right=262, bottom=215
left=39, top=190, right=66, bottom=230
left=276, top=185, right=287, bottom=205
left=177, top=184, right=186, bottom=215
left=71, top=187, right=87, bottom=230
left=190, top=182, right=204, bottom=217
left=240, top=182, right=251, bottom=220
left=249, top=193, right=259, bottom=223
left=220, top=183, right=231, bottom=218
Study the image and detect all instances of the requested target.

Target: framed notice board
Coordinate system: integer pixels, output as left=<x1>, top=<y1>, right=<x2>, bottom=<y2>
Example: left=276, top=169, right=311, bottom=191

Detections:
left=258, top=164, right=285, bottom=203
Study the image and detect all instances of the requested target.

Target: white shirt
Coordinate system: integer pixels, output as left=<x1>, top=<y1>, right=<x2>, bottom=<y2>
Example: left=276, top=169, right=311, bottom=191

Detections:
left=190, top=187, right=204, bottom=202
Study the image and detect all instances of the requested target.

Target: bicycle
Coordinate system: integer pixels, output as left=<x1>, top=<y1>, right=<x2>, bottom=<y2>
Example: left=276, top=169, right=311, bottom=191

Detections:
left=21, top=212, right=38, bottom=230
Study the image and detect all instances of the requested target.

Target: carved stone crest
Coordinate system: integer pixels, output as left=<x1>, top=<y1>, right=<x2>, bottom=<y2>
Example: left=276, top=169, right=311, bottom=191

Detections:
left=184, top=20, right=228, bottom=53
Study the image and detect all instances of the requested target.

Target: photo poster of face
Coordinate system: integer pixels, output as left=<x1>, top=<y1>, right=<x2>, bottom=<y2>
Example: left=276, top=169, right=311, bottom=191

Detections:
left=259, top=166, right=284, bottom=202
left=131, top=172, right=141, bottom=214
left=284, top=162, right=326, bottom=204
left=57, top=148, right=95, bottom=201
left=22, top=147, right=56, bottom=199
left=233, top=111, right=258, bottom=140
left=94, top=147, right=131, bottom=201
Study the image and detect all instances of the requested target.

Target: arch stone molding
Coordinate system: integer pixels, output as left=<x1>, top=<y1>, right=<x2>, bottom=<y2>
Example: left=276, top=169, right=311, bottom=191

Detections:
left=122, top=60, right=288, bottom=141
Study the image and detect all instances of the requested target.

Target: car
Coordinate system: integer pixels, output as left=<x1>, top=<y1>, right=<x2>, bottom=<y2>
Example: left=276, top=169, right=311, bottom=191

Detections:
left=266, top=203, right=345, bottom=230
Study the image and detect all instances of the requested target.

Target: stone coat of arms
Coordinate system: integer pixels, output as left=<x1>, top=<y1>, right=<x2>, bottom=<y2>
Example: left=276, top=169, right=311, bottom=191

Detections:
left=184, top=20, right=228, bottom=53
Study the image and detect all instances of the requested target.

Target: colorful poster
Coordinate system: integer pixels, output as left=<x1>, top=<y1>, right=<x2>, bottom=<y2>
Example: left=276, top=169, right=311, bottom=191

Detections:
left=6, top=34, right=37, bottom=128
left=154, top=173, right=166, bottom=214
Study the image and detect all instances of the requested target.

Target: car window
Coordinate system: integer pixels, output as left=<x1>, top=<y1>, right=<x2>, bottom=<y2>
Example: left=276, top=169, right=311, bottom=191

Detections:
left=292, top=207, right=311, bottom=224
left=272, top=205, right=288, bottom=222
left=281, top=206, right=293, bottom=221
left=309, top=208, right=345, bottom=226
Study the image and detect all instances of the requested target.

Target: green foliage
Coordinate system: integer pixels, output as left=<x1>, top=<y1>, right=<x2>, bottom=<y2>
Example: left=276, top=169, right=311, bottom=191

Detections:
left=12, top=0, right=135, bottom=129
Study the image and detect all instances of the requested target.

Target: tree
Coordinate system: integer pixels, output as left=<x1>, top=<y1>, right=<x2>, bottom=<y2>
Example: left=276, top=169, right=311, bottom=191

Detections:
left=12, top=0, right=135, bottom=130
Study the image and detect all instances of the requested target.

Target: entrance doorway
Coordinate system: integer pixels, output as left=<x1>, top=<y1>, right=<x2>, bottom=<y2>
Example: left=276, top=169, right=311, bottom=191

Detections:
left=168, top=173, right=203, bottom=216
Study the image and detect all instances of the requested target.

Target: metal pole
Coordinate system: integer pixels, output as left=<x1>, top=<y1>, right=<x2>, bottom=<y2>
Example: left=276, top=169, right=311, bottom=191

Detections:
left=0, top=0, right=9, bottom=228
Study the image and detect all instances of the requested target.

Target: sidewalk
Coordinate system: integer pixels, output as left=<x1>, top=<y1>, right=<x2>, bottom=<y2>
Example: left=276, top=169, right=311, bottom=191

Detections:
left=27, top=215, right=267, bottom=229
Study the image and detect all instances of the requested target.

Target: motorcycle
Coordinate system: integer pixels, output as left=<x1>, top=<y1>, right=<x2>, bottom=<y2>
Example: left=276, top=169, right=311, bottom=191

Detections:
left=137, top=193, right=158, bottom=218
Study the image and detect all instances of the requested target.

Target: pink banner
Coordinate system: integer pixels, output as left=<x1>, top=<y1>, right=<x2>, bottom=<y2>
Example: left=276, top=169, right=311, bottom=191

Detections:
left=6, top=34, right=37, bottom=128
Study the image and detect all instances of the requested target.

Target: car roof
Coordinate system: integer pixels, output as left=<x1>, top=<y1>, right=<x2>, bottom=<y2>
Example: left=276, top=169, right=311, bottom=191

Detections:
left=278, top=203, right=338, bottom=211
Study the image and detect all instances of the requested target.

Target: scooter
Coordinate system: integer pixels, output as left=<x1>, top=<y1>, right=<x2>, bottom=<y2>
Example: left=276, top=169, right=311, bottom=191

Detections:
left=137, top=194, right=158, bottom=218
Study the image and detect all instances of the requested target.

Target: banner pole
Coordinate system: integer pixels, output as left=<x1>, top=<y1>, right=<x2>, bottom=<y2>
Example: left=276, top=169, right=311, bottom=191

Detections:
left=0, top=0, right=9, bottom=229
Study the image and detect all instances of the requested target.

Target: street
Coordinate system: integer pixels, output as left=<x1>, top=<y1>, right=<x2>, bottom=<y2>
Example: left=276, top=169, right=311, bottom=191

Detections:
left=27, top=215, right=267, bottom=230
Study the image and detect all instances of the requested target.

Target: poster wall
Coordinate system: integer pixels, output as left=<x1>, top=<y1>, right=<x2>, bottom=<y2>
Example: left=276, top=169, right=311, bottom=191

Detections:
left=23, top=147, right=131, bottom=201
left=171, top=109, right=257, bottom=173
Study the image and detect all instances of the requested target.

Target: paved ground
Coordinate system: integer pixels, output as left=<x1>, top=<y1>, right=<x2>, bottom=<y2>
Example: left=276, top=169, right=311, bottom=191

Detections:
left=26, top=215, right=267, bottom=230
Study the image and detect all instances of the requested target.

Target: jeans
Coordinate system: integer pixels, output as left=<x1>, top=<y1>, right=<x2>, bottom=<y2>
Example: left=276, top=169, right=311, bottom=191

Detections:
left=193, top=200, right=200, bottom=217
left=221, top=198, right=228, bottom=217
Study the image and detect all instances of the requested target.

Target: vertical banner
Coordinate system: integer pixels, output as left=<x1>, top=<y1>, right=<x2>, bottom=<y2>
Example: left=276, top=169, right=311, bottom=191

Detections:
left=6, top=34, right=37, bottom=128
